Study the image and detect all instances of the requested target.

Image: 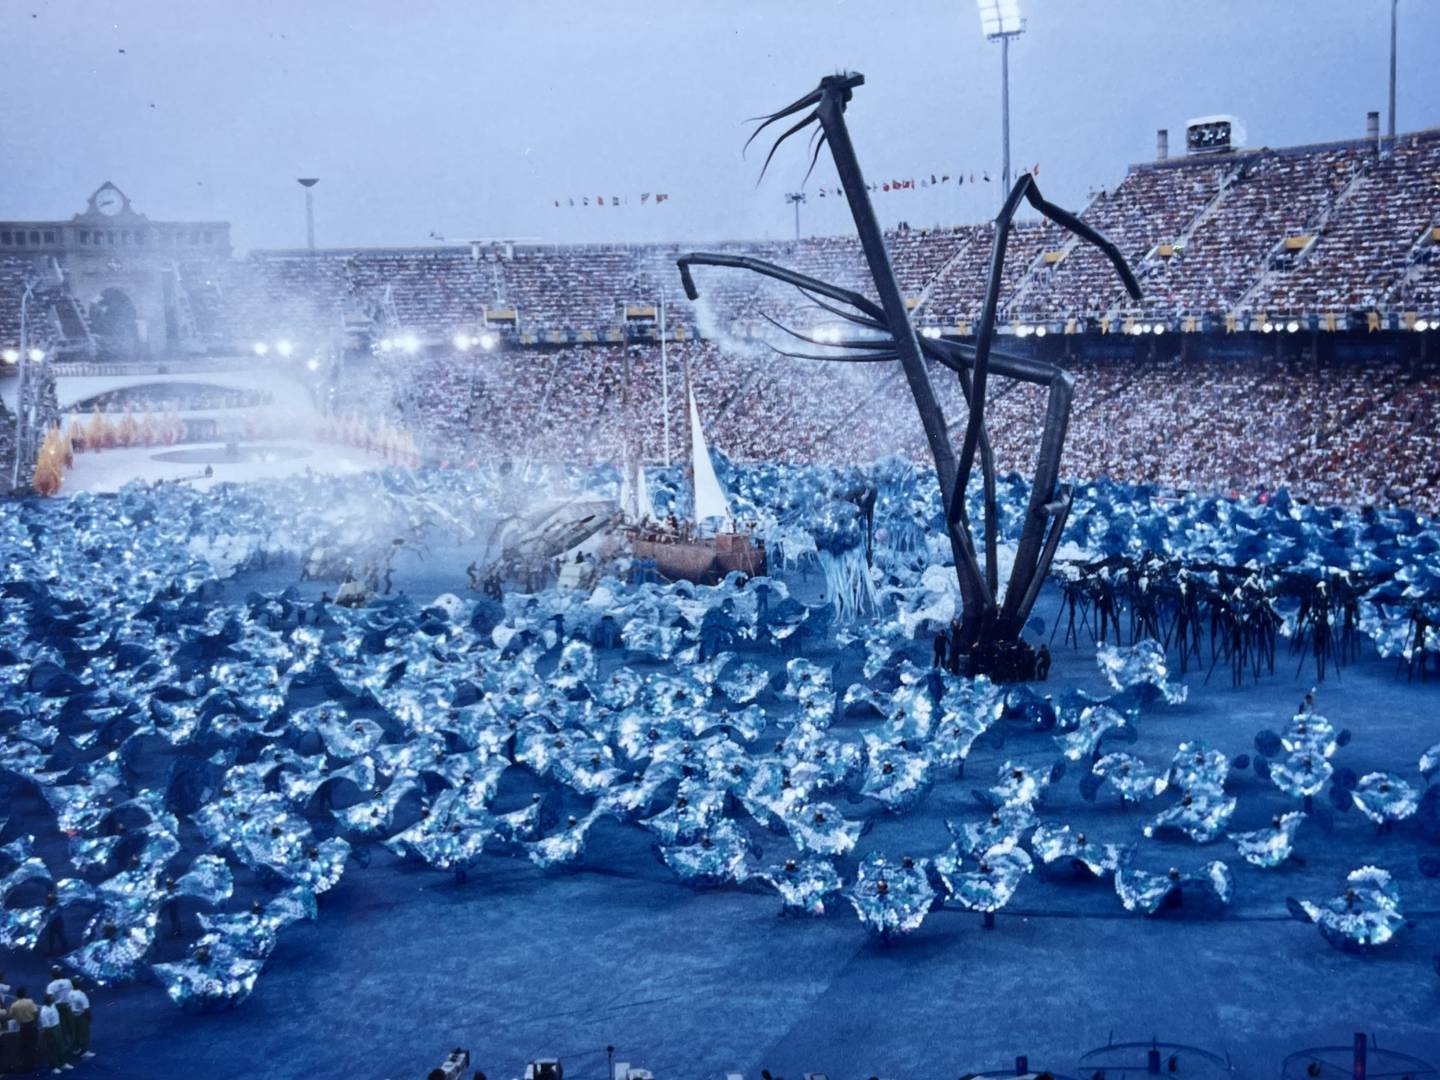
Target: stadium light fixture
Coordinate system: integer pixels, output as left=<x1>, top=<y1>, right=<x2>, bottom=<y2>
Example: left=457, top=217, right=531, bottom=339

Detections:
left=26, top=348, right=44, bottom=363
left=1286, top=320, right=1300, bottom=333
left=253, top=341, right=269, bottom=356
left=1034, top=325, right=1047, bottom=337
left=378, top=338, right=394, bottom=353
left=1414, top=318, right=1430, bottom=332
left=1128, top=323, right=1144, bottom=336
left=276, top=339, right=294, bottom=357
left=1, top=349, right=17, bottom=364
left=306, top=357, right=321, bottom=372
left=1151, top=323, right=1164, bottom=334
left=479, top=332, right=499, bottom=351
left=453, top=333, right=473, bottom=351
left=978, top=0, right=1025, bottom=201
left=1261, top=322, right=1274, bottom=333
left=400, top=334, right=420, bottom=355
left=977, top=0, right=1023, bottom=37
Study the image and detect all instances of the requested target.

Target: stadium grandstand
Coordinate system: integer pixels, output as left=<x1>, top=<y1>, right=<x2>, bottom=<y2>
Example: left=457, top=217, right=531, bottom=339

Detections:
left=3, top=122, right=1439, bottom=509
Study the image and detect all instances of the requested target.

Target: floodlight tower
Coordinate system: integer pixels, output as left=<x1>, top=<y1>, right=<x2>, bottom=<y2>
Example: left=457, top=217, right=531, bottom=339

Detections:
left=785, top=191, right=806, bottom=241
left=977, top=0, right=1026, bottom=200
left=298, top=178, right=319, bottom=252
left=1388, top=0, right=1398, bottom=139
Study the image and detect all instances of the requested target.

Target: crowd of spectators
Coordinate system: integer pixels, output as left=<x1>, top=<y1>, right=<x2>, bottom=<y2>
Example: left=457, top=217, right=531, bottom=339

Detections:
left=2, top=132, right=1436, bottom=369
left=335, top=332, right=1440, bottom=515
left=5, top=130, right=1439, bottom=513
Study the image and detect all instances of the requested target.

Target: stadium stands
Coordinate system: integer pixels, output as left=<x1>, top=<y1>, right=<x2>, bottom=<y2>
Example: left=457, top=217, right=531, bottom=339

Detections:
left=4, top=127, right=1439, bottom=510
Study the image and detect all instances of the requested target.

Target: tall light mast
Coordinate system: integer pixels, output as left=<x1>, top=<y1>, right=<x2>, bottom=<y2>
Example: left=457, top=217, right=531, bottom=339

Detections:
left=977, top=1, right=1026, bottom=201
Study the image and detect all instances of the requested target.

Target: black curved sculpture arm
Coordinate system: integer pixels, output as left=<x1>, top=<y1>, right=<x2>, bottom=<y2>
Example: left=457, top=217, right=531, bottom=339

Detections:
left=954, top=173, right=1142, bottom=541
left=679, top=252, right=886, bottom=326
left=679, top=72, right=1151, bottom=670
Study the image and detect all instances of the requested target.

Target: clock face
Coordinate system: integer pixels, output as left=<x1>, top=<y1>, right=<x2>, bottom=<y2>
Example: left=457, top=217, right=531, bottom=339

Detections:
left=95, top=188, right=124, bottom=216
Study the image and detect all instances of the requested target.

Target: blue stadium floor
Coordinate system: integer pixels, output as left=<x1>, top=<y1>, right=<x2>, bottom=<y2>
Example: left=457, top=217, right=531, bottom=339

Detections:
left=4, top=572, right=1440, bottom=1080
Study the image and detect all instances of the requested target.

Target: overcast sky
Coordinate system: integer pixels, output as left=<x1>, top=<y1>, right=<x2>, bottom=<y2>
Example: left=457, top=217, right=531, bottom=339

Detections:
left=4, top=0, right=1434, bottom=253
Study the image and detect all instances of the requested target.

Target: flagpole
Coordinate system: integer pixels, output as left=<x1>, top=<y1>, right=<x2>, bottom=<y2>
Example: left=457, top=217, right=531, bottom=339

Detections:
left=659, top=295, right=671, bottom=467
left=621, top=343, right=633, bottom=518
left=682, top=338, right=695, bottom=523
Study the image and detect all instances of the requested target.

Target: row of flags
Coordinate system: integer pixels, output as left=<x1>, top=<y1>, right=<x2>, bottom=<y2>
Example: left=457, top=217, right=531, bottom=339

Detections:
left=810, top=164, right=1040, bottom=198
left=553, top=193, right=672, bottom=208
left=546, top=163, right=1041, bottom=208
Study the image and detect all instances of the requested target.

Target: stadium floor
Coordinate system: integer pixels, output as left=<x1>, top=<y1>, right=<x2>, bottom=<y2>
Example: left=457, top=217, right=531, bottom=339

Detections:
left=5, top=566, right=1440, bottom=1080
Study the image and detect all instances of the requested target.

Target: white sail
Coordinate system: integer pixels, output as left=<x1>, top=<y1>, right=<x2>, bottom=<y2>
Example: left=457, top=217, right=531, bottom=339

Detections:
left=619, top=456, right=655, bottom=523
left=619, top=462, right=635, bottom=520
left=688, top=386, right=731, bottom=526
left=636, top=462, right=655, bottom=521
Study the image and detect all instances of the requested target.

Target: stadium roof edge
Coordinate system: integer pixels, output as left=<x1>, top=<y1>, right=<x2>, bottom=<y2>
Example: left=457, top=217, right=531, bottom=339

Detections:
left=248, top=223, right=997, bottom=260
left=1128, top=123, right=1440, bottom=173
left=244, top=123, right=1439, bottom=258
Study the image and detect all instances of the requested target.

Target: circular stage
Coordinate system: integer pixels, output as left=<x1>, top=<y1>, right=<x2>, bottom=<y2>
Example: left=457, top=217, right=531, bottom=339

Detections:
left=150, top=444, right=314, bottom=465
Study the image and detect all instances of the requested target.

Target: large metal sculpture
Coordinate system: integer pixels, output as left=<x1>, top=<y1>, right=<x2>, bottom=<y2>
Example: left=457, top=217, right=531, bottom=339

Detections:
left=677, top=72, right=1141, bottom=678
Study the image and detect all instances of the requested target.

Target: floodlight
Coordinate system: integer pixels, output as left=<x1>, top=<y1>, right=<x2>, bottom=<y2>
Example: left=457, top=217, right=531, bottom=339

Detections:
left=276, top=339, right=294, bottom=357
left=1, top=349, right=17, bottom=364
left=977, top=0, right=1024, bottom=38
left=400, top=334, right=420, bottom=354
left=378, top=338, right=393, bottom=353
left=1034, top=325, right=1047, bottom=337
left=1414, top=318, right=1430, bottom=332
left=1129, top=323, right=1145, bottom=336
left=453, top=333, right=472, bottom=351
left=306, top=357, right=320, bottom=372
left=27, top=348, right=43, bottom=363
left=478, top=332, right=498, bottom=351
left=1261, top=322, right=1274, bottom=333
left=1151, top=323, right=1164, bottom=334
left=253, top=342, right=269, bottom=356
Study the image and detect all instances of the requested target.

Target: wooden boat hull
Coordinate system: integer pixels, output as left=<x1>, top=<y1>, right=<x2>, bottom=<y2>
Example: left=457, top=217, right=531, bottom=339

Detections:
left=629, top=531, right=766, bottom=585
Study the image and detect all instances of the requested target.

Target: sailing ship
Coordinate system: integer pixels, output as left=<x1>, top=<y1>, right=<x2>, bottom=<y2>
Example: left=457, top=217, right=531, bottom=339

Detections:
left=618, top=355, right=765, bottom=586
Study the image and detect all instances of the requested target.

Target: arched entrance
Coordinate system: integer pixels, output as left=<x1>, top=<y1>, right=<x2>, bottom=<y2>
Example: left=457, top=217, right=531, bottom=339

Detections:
left=89, top=287, right=141, bottom=359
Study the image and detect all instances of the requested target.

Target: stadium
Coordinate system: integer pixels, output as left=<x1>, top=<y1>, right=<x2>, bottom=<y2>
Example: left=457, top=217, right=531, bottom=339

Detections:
left=1, top=3, right=1438, bottom=1079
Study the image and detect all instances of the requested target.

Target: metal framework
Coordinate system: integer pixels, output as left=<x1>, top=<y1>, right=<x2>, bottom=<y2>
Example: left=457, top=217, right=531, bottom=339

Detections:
left=676, top=72, right=1141, bottom=675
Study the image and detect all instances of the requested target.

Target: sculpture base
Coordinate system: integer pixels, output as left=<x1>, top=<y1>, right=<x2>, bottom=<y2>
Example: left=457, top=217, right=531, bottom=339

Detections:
left=968, top=638, right=1038, bottom=683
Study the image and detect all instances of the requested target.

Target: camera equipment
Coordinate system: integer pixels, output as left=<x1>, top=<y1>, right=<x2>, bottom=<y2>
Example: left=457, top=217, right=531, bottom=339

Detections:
left=427, top=1047, right=470, bottom=1080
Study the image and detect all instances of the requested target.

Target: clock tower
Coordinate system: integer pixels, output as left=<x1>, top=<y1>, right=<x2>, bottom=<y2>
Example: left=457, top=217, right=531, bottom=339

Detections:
left=83, top=181, right=134, bottom=219
left=0, top=184, right=232, bottom=359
